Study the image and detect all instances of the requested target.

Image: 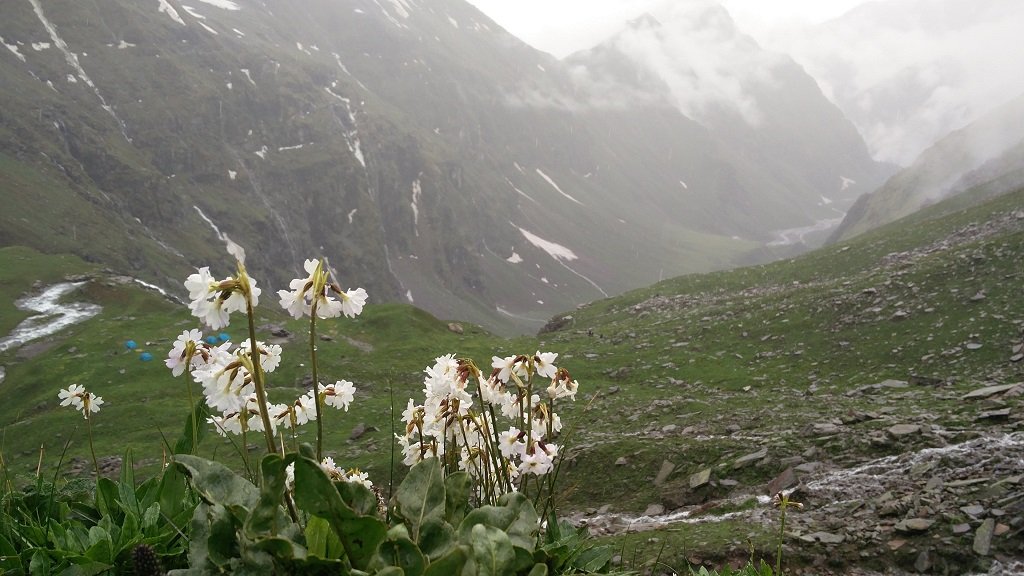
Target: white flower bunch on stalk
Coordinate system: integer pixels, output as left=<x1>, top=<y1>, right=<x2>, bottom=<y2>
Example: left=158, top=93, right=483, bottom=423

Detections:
left=58, top=384, right=104, bottom=419
left=185, top=264, right=261, bottom=329
left=190, top=339, right=280, bottom=414
left=277, top=259, right=367, bottom=319
left=397, top=352, right=580, bottom=497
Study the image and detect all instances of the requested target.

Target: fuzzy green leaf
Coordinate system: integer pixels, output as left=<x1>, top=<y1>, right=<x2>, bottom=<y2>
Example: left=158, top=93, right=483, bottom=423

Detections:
left=394, top=458, right=445, bottom=541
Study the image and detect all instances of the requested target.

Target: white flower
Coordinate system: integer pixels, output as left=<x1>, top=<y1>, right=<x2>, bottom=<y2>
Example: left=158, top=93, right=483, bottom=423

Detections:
left=491, top=355, right=516, bottom=383
left=498, top=427, right=525, bottom=459
left=293, top=393, right=318, bottom=426
left=58, top=384, right=103, bottom=419
left=518, top=450, right=553, bottom=476
left=184, top=267, right=216, bottom=302
left=322, top=380, right=356, bottom=411
left=239, top=340, right=282, bottom=373
left=534, top=351, right=558, bottom=379
left=339, top=287, right=368, bottom=318
left=165, top=329, right=204, bottom=377
left=344, top=468, right=373, bottom=489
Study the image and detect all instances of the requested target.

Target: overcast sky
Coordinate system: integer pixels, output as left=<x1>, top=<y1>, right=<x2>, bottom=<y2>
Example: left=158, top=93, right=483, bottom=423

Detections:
left=465, top=0, right=870, bottom=58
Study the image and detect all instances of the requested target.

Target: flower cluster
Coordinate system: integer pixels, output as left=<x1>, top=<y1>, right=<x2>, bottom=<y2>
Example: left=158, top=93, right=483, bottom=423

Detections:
left=396, top=352, right=579, bottom=497
left=185, top=265, right=261, bottom=330
left=284, top=457, right=374, bottom=493
left=58, top=384, right=104, bottom=419
left=277, top=259, right=367, bottom=320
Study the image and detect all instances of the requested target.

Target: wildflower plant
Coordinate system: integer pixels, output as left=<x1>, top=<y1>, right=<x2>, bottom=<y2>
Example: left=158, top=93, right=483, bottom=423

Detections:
left=396, top=351, right=580, bottom=512
left=57, top=384, right=104, bottom=476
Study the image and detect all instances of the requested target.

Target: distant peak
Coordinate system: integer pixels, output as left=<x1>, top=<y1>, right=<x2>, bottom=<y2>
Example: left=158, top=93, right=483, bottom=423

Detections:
left=627, top=12, right=661, bottom=29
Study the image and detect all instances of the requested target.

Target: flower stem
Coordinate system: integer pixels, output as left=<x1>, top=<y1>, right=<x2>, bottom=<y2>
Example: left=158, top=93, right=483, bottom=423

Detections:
left=185, top=363, right=198, bottom=455
left=245, top=298, right=278, bottom=455
left=309, top=301, right=323, bottom=462
left=85, top=414, right=100, bottom=478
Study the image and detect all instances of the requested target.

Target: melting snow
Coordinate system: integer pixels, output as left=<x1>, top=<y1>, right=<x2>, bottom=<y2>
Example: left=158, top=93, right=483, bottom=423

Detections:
left=331, top=53, right=370, bottom=92
left=254, top=145, right=267, bottom=159
left=193, top=205, right=227, bottom=242
left=117, top=40, right=136, bottom=49
left=819, top=195, right=833, bottom=205
left=347, top=208, right=358, bottom=224
left=517, top=226, right=577, bottom=261
left=232, top=28, right=245, bottom=37
left=181, top=5, right=206, bottom=19
left=228, top=169, right=237, bottom=180
left=197, top=21, right=218, bottom=34
left=324, top=91, right=367, bottom=168
left=384, top=0, right=411, bottom=18
left=505, top=178, right=539, bottom=205
left=840, top=175, right=856, bottom=191
left=2, top=36, right=27, bottom=62
left=158, top=0, right=187, bottom=25
left=506, top=251, right=523, bottom=264
left=513, top=162, right=525, bottom=173
left=535, top=169, right=583, bottom=205
left=372, top=0, right=408, bottom=28
left=196, top=0, right=240, bottom=9
left=678, top=180, right=688, bottom=189
left=32, top=42, right=51, bottom=50
left=447, top=16, right=459, bottom=28
left=226, top=81, right=232, bottom=89
left=240, top=68, right=255, bottom=85
left=405, top=290, right=414, bottom=303
left=536, top=64, right=545, bottom=72
left=277, top=143, right=305, bottom=151
left=29, top=0, right=130, bottom=141
left=410, top=178, right=422, bottom=236
left=66, top=73, right=77, bottom=82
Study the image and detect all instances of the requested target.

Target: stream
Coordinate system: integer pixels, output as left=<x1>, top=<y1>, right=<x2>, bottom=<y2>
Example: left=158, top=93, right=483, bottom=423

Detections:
left=0, top=282, right=102, bottom=356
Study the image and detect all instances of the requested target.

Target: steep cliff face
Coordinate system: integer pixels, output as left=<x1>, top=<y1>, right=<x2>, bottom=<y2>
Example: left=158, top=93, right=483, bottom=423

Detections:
left=0, top=0, right=887, bottom=334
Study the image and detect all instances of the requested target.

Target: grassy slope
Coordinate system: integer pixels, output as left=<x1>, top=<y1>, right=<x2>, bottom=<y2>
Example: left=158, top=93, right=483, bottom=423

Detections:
left=1, top=183, right=1022, bottom=569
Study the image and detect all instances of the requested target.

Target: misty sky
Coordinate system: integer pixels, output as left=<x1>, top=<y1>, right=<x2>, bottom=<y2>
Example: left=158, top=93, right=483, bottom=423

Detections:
left=466, top=0, right=868, bottom=58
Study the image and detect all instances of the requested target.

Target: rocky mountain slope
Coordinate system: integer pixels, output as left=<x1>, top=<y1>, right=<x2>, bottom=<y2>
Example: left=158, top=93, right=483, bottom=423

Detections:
left=0, top=0, right=888, bottom=334
left=831, top=92, right=1024, bottom=242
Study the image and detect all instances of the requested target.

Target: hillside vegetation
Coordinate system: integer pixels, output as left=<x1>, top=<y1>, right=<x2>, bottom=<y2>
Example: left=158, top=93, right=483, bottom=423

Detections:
left=2, top=183, right=1023, bottom=573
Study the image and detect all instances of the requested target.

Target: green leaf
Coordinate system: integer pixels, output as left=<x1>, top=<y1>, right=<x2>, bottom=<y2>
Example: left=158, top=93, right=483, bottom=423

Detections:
left=305, top=515, right=331, bottom=558
left=378, top=536, right=426, bottom=576
left=29, top=549, right=50, bottom=575
left=443, top=472, right=471, bottom=526
left=526, top=563, right=549, bottom=576
left=0, top=534, right=22, bottom=573
left=572, top=545, right=614, bottom=573
left=375, top=567, right=404, bottom=576
left=141, top=502, right=161, bottom=531
left=174, top=400, right=211, bottom=455
left=417, top=519, right=455, bottom=560
left=157, top=464, right=190, bottom=520
left=336, top=480, right=379, bottom=517
left=422, top=545, right=469, bottom=576
left=291, top=457, right=386, bottom=570
left=173, top=454, right=258, bottom=509
left=94, top=478, right=120, bottom=520
left=458, top=493, right=538, bottom=554
left=394, top=458, right=445, bottom=541
left=469, top=524, right=515, bottom=576
left=244, top=454, right=292, bottom=536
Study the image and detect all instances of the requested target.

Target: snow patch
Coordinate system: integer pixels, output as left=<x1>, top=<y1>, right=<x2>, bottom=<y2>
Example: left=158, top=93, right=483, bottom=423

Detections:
left=505, top=178, right=539, bottom=205
left=535, top=168, right=583, bottom=205
left=840, top=176, right=856, bottom=191
left=324, top=90, right=367, bottom=168
left=447, top=15, right=459, bottom=28
left=513, top=162, right=525, bottom=173
left=240, top=68, right=255, bottom=85
left=158, top=0, right=187, bottom=26
left=197, top=21, right=218, bottom=34
left=228, top=169, right=237, bottom=180
left=226, top=81, right=232, bottom=90
left=678, top=180, right=688, bottom=189
left=536, top=64, right=545, bottom=72
left=254, top=145, right=267, bottom=159
left=193, top=205, right=227, bottom=242
left=181, top=5, right=206, bottom=19
left=347, top=208, right=358, bottom=224
left=232, top=28, right=245, bottom=37
left=32, top=42, right=51, bottom=50
left=196, top=0, right=240, bottom=9
left=277, top=143, right=305, bottom=151
left=517, top=226, right=577, bottom=262
left=819, top=195, right=833, bottom=206
left=410, top=178, right=422, bottom=236
left=506, top=251, right=523, bottom=264
left=405, top=290, right=414, bottom=303
left=331, top=52, right=369, bottom=91
left=3, top=37, right=26, bottom=62
left=66, top=73, right=77, bottom=83
left=117, top=40, right=136, bottom=49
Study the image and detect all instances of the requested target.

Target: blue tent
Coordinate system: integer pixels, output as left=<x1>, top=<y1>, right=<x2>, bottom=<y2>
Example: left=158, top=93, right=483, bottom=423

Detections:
left=125, top=340, right=138, bottom=350
left=139, top=352, right=154, bottom=362
left=218, top=332, right=231, bottom=343
left=205, top=336, right=219, bottom=345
